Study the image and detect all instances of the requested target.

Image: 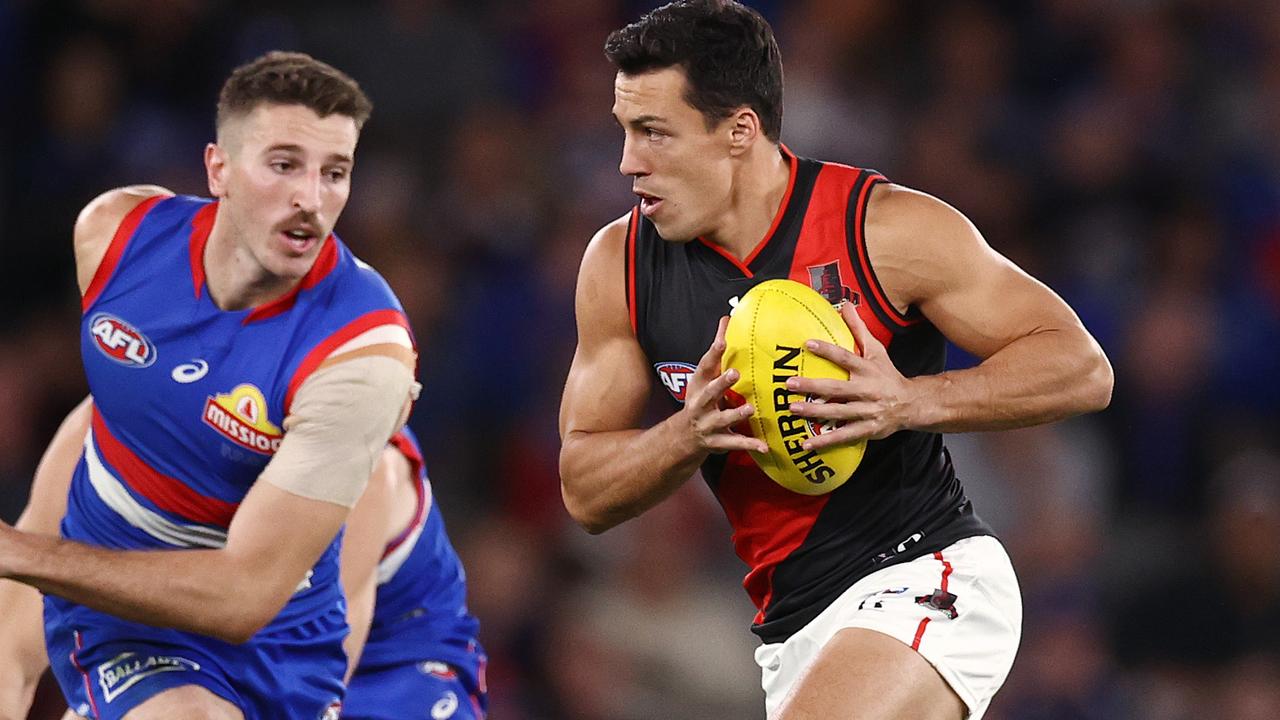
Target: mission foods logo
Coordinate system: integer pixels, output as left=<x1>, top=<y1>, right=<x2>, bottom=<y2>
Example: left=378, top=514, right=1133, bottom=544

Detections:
left=89, top=313, right=157, bottom=368
left=654, top=361, right=697, bottom=402
left=202, top=384, right=283, bottom=455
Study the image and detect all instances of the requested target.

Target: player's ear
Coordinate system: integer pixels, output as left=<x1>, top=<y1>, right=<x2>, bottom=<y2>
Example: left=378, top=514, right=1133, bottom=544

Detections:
left=727, top=108, right=761, bottom=156
left=205, top=142, right=228, bottom=198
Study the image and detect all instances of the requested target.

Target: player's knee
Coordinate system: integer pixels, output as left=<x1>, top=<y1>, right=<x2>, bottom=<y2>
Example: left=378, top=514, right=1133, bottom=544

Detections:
left=121, top=685, right=243, bottom=720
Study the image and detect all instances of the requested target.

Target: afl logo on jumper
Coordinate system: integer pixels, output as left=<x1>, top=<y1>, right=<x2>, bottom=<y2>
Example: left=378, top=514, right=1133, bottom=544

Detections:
left=89, top=313, right=157, bottom=368
left=202, top=384, right=284, bottom=455
left=654, top=361, right=697, bottom=402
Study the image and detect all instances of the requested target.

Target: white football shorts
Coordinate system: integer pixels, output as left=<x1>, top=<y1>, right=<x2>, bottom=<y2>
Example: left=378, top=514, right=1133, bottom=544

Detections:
left=753, top=535, right=1022, bottom=719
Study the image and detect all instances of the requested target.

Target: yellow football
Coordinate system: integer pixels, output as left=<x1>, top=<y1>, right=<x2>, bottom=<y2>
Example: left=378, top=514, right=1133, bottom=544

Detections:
left=722, top=279, right=866, bottom=495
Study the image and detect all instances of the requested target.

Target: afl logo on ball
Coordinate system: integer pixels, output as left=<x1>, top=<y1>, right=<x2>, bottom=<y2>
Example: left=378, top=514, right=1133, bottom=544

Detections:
left=89, top=313, right=156, bottom=368
left=654, top=361, right=697, bottom=402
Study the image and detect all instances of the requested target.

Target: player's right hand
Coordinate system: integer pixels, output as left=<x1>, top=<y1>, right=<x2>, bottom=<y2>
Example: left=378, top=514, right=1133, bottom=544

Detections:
left=675, top=316, right=769, bottom=456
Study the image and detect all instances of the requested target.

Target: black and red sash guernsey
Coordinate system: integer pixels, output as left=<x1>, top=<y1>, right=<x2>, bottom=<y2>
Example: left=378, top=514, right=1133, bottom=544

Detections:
left=628, top=148, right=992, bottom=643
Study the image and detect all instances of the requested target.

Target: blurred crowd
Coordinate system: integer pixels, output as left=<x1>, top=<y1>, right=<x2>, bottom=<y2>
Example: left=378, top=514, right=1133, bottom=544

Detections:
left=2, top=0, right=1279, bottom=718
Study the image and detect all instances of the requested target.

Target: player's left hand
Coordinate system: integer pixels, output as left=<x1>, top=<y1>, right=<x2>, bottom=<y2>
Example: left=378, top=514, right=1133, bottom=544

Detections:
left=785, top=302, right=916, bottom=448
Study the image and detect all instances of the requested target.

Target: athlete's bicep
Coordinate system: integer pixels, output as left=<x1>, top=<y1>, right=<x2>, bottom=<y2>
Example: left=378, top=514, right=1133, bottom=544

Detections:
left=260, top=352, right=415, bottom=508
left=17, top=396, right=93, bottom=535
left=74, top=185, right=174, bottom=295
left=868, top=186, right=1087, bottom=360
left=559, top=215, right=653, bottom=439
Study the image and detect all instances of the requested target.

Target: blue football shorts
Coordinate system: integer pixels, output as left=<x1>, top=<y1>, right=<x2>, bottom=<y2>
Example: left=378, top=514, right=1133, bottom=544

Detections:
left=44, top=597, right=348, bottom=720
left=342, top=656, right=488, bottom=720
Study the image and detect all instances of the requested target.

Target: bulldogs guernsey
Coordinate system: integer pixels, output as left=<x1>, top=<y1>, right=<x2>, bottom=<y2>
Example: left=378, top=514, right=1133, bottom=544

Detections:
left=48, top=194, right=410, bottom=714
left=628, top=148, right=993, bottom=644
left=343, top=428, right=486, bottom=719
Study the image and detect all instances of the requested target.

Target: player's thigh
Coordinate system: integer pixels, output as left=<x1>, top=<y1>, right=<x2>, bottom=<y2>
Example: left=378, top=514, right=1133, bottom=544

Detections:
left=120, top=685, right=243, bottom=720
left=776, top=627, right=964, bottom=720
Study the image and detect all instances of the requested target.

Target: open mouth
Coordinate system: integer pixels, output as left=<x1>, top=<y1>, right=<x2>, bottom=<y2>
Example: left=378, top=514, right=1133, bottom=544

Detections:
left=635, top=190, right=664, bottom=217
left=278, top=227, right=320, bottom=254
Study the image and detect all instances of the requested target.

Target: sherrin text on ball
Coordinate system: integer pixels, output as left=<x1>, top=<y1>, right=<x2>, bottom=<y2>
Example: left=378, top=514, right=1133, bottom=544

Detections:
left=722, top=279, right=867, bottom=495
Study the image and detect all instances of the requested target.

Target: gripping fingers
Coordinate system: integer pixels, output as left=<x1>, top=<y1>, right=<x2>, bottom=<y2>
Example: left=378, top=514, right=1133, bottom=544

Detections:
left=788, top=400, right=879, bottom=421
left=804, top=339, right=860, bottom=368
left=803, top=420, right=882, bottom=450
left=786, top=375, right=860, bottom=401
left=698, top=316, right=731, bottom=373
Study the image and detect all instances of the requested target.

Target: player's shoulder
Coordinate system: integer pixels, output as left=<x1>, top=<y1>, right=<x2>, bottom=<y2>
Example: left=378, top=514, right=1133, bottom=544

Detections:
left=326, top=244, right=405, bottom=308
left=75, top=185, right=175, bottom=248
left=865, top=182, right=981, bottom=252
left=588, top=211, right=634, bottom=252
left=579, top=211, right=633, bottom=276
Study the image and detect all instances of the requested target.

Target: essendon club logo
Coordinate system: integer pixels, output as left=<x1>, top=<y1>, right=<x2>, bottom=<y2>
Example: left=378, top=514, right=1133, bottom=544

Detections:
left=89, top=313, right=157, bottom=368
left=654, top=361, right=697, bottom=402
left=806, top=261, right=859, bottom=308
left=202, top=384, right=283, bottom=455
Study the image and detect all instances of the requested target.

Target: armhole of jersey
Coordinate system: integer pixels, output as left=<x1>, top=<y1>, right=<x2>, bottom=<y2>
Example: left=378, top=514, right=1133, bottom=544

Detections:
left=81, top=195, right=166, bottom=313
left=383, top=430, right=429, bottom=562
left=626, top=207, right=639, bottom=336
left=846, top=173, right=920, bottom=330
left=284, top=309, right=414, bottom=415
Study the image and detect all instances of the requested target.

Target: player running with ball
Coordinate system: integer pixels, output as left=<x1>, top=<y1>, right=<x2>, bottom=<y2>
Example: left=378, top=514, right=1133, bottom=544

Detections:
left=558, top=2, right=1112, bottom=719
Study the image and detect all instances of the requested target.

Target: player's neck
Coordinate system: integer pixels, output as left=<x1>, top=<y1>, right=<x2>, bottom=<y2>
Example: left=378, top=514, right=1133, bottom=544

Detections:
left=702, top=143, right=791, bottom=261
left=203, top=215, right=302, bottom=312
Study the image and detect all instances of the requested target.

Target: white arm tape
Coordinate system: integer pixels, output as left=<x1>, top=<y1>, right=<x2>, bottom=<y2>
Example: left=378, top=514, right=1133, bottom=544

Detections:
left=259, top=354, right=416, bottom=508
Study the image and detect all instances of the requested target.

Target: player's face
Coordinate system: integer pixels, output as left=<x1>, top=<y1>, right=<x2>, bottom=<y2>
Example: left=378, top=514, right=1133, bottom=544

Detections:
left=613, top=68, right=736, bottom=242
left=212, top=104, right=358, bottom=281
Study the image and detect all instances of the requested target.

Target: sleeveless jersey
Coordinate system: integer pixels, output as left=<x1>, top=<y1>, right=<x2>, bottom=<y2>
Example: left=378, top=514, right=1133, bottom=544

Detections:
left=358, top=427, right=481, bottom=672
left=628, top=148, right=993, bottom=644
left=63, top=194, right=412, bottom=633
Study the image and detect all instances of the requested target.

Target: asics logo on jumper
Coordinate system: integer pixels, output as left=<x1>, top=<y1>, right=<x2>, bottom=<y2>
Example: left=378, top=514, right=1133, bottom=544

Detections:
left=97, top=652, right=200, bottom=703
left=431, top=691, right=459, bottom=719
left=171, top=359, right=209, bottom=383
left=728, top=295, right=741, bottom=314
left=89, top=313, right=156, bottom=368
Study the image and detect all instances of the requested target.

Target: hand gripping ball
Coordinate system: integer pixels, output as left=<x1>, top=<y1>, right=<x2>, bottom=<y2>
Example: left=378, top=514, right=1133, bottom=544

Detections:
left=722, top=279, right=867, bottom=495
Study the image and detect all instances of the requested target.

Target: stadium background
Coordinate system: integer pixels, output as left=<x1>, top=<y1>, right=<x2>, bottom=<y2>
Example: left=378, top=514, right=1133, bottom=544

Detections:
left=2, top=0, right=1279, bottom=717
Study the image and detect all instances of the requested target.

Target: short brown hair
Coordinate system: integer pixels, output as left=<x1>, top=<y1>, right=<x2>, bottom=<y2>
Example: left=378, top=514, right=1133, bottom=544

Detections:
left=216, top=51, right=372, bottom=132
left=605, top=0, right=783, bottom=141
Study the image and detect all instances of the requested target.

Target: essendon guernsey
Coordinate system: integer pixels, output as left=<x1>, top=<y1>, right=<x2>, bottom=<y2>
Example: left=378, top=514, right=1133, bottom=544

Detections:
left=627, top=148, right=993, bottom=644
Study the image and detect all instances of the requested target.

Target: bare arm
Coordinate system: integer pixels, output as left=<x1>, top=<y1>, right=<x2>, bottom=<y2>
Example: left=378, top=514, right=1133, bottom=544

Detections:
left=339, top=446, right=410, bottom=680
left=74, top=186, right=174, bottom=295
left=0, top=476, right=348, bottom=645
left=0, top=399, right=91, bottom=720
left=0, top=356, right=413, bottom=645
left=558, top=217, right=764, bottom=534
left=792, top=185, right=1112, bottom=445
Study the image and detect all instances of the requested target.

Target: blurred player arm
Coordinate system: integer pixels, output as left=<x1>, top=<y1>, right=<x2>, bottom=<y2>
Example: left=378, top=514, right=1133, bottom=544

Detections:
left=793, top=185, right=1113, bottom=446
left=558, top=216, right=764, bottom=534
left=73, top=186, right=175, bottom=295
left=0, top=354, right=415, bottom=645
left=0, top=398, right=91, bottom=720
left=338, top=444, right=409, bottom=680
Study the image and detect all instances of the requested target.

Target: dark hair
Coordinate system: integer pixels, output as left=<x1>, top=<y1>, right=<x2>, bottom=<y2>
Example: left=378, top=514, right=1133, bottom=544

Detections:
left=216, top=51, right=372, bottom=132
left=604, top=0, right=783, bottom=141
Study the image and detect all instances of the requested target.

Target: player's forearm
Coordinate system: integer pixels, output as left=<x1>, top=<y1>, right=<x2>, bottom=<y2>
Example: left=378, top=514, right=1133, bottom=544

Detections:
left=0, top=578, right=50, bottom=714
left=0, top=530, right=288, bottom=644
left=342, top=575, right=375, bottom=681
left=560, top=415, right=706, bottom=534
left=907, top=326, right=1112, bottom=433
